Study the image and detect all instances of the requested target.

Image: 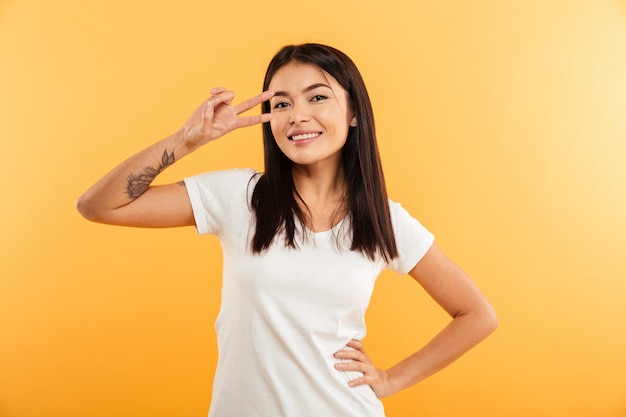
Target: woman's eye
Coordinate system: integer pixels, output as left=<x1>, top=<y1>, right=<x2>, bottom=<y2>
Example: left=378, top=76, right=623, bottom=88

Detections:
left=311, top=95, right=327, bottom=102
left=272, top=101, right=290, bottom=109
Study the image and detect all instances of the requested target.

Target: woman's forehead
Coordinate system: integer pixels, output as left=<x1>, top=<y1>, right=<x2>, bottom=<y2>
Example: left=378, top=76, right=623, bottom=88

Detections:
left=268, top=62, right=340, bottom=91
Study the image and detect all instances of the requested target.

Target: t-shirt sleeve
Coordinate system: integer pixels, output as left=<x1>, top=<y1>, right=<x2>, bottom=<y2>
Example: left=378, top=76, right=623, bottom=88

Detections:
left=386, top=200, right=435, bottom=275
left=183, top=168, right=257, bottom=236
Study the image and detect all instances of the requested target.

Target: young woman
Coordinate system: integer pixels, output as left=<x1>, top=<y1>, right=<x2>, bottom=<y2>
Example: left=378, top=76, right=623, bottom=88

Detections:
left=77, top=43, right=498, bottom=417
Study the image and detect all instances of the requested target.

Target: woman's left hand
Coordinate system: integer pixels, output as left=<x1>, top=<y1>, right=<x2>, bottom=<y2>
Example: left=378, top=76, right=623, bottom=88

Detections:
left=334, top=339, right=394, bottom=398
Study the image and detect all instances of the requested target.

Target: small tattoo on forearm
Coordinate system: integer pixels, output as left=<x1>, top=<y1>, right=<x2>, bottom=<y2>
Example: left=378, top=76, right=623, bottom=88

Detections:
left=126, top=149, right=175, bottom=198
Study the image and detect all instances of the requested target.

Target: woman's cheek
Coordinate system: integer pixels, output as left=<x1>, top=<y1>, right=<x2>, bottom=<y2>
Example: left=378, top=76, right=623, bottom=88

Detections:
left=269, top=116, right=282, bottom=138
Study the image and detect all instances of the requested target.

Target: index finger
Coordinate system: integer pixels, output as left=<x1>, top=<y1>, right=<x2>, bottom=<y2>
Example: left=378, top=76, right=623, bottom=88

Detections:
left=346, top=339, right=364, bottom=350
left=233, top=90, right=275, bottom=115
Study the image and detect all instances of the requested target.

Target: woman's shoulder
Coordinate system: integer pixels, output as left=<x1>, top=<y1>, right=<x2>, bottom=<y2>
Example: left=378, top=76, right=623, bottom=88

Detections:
left=186, top=168, right=260, bottom=190
left=386, top=198, right=431, bottom=232
left=184, top=168, right=262, bottom=205
left=386, top=198, right=410, bottom=217
left=385, top=198, right=435, bottom=274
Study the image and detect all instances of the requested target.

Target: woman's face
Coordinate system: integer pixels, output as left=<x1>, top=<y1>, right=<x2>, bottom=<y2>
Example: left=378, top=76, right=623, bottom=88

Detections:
left=267, top=62, right=356, bottom=169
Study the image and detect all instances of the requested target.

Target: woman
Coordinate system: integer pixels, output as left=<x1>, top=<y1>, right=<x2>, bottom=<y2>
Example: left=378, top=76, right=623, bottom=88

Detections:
left=77, top=43, right=498, bottom=416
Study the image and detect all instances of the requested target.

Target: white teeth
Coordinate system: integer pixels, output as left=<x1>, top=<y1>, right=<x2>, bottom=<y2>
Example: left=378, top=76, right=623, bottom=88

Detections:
left=290, top=132, right=319, bottom=141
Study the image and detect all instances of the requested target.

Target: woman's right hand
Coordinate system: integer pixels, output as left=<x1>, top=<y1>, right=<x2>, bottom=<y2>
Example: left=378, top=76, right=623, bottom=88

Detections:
left=77, top=88, right=273, bottom=227
left=181, top=88, right=274, bottom=150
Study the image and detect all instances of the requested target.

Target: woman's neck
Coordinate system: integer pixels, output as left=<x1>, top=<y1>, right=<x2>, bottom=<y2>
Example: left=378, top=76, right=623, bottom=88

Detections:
left=291, top=162, right=348, bottom=232
left=292, top=162, right=346, bottom=202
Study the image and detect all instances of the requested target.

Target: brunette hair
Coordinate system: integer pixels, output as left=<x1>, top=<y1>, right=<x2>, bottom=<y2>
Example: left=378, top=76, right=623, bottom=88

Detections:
left=251, top=43, right=398, bottom=262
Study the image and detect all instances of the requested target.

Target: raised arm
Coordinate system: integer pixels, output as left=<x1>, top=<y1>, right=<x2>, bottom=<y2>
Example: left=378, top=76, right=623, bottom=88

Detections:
left=76, top=88, right=273, bottom=227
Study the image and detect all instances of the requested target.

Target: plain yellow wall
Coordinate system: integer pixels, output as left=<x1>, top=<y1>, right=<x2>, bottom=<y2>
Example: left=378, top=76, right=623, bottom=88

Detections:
left=2, top=0, right=625, bottom=416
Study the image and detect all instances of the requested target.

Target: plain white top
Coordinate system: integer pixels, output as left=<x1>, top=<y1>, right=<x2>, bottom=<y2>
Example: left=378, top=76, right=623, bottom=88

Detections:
left=185, top=168, right=435, bottom=417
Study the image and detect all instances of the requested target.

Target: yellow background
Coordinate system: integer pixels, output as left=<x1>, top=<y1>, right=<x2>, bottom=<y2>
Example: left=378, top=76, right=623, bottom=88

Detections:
left=1, top=0, right=625, bottom=416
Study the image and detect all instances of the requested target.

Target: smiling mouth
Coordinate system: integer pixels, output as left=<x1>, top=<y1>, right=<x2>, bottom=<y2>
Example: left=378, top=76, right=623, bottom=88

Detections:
left=289, top=132, right=321, bottom=141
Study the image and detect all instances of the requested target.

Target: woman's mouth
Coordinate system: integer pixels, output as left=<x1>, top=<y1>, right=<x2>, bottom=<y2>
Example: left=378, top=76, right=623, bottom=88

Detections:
left=289, top=132, right=321, bottom=141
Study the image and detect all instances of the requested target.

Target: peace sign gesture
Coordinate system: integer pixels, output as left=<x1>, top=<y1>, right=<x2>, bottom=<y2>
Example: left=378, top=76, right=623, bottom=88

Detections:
left=182, top=87, right=274, bottom=150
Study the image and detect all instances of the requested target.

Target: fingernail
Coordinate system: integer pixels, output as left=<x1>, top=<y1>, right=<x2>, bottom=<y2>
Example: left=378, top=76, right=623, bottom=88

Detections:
left=335, top=363, right=344, bottom=370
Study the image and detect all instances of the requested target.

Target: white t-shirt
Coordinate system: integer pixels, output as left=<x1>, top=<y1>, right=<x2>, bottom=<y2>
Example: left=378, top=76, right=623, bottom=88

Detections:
left=184, top=168, right=435, bottom=417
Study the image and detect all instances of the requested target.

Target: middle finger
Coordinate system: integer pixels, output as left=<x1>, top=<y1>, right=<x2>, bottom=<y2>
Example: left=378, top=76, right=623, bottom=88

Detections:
left=233, top=90, right=274, bottom=115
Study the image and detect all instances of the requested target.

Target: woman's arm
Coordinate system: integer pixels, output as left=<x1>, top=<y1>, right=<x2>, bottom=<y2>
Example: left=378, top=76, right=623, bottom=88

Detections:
left=334, top=243, right=498, bottom=397
left=76, top=88, right=273, bottom=227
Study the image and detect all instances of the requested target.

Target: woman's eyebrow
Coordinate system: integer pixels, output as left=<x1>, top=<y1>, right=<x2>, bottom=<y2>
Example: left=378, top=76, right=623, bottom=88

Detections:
left=273, top=83, right=332, bottom=97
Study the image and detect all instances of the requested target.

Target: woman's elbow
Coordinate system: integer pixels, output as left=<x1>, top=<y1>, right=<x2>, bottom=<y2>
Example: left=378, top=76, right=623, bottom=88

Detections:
left=481, top=303, right=499, bottom=336
left=75, top=193, right=103, bottom=223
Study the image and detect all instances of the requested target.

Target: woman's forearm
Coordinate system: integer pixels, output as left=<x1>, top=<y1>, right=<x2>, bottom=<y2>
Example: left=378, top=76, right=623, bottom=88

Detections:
left=76, top=129, right=190, bottom=221
left=386, top=307, right=498, bottom=395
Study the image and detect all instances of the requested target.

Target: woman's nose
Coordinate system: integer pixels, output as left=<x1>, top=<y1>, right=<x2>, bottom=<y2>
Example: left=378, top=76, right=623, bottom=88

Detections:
left=288, top=103, right=311, bottom=124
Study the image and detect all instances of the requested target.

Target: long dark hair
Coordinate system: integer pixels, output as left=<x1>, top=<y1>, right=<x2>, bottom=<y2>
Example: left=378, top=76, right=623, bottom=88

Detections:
left=251, top=43, right=397, bottom=262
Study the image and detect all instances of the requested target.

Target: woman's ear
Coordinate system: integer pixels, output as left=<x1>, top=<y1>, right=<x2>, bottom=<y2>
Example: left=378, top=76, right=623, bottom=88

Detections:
left=350, top=116, right=357, bottom=127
